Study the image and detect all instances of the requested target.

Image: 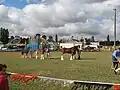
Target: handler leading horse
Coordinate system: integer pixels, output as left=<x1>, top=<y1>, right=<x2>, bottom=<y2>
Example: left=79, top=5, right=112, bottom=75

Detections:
left=60, top=45, right=81, bottom=60
left=20, top=44, right=39, bottom=59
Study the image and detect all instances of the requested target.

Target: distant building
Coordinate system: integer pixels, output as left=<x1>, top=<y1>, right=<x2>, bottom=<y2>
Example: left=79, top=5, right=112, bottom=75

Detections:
left=91, top=42, right=100, bottom=46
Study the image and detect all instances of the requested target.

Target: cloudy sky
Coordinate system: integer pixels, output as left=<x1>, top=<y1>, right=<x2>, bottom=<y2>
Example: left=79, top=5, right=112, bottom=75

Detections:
left=0, top=0, right=120, bottom=40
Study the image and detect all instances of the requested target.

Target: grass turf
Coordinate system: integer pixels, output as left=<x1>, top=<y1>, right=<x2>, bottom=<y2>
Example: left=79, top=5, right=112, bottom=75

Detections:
left=0, top=51, right=119, bottom=89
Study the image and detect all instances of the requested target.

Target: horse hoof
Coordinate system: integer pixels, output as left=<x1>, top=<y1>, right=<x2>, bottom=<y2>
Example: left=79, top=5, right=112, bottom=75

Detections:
left=78, top=56, right=81, bottom=60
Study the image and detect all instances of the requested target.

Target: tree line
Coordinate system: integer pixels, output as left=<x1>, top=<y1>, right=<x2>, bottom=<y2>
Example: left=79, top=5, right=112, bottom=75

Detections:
left=0, top=27, right=59, bottom=45
left=0, top=27, right=120, bottom=46
left=0, top=27, right=9, bottom=44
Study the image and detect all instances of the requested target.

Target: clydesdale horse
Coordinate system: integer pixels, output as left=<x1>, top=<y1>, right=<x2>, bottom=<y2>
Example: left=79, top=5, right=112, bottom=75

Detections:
left=60, top=45, right=81, bottom=60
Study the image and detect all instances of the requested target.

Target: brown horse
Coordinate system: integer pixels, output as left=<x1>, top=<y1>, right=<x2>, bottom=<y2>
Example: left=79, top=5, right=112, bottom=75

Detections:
left=60, top=45, right=81, bottom=60
left=36, top=45, right=49, bottom=60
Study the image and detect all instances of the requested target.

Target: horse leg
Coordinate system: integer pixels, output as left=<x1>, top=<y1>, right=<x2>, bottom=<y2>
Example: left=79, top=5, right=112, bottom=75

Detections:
left=20, top=53, right=23, bottom=58
left=21, top=52, right=24, bottom=58
left=29, top=51, right=32, bottom=58
left=47, top=52, right=50, bottom=59
left=77, top=51, right=81, bottom=60
left=73, top=55, right=75, bottom=60
left=74, top=55, right=77, bottom=59
left=61, top=55, right=64, bottom=60
left=43, top=54, right=45, bottom=59
left=29, top=50, right=33, bottom=58
left=41, top=54, right=44, bottom=60
left=47, top=52, right=49, bottom=57
left=42, top=52, right=45, bottom=60
left=35, top=50, right=39, bottom=59
left=48, top=52, right=51, bottom=59
left=70, top=55, right=73, bottom=60
left=21, top=55, right=24, bottom=58
left=41, top=54, right=43, bottom=59
left=40, top=50, right=43, bottom=60
left=41, top=50, right=45, bottom=60
left=29, top=55, right=32, bottom=58
left=25, top=54, right=27, bottom=59
left=61, top=53, right=64, bottom=60
left=78, top=56, right=81, bottom=59
left=28, top=52, right=31, bottom=58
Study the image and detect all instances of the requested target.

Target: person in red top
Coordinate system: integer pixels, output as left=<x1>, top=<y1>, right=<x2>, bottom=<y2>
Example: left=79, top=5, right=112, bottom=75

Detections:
left=0, top=64, right=9, bottom=90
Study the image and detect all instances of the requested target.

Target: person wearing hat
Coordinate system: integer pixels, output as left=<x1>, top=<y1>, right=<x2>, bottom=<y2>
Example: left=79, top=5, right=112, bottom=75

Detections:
left=112, top=48, right=120, bottom=75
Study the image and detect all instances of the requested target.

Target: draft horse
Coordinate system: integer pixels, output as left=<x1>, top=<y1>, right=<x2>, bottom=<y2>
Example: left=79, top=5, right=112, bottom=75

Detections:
left=20, top=47, right=31, bottom=59
left=20, top=43, right=49, bottom=59
left=60, top=45, right=81, bottom=60
left=20, top=44, right=40, bottom=59
left=37, top=43, right=50, bottom=60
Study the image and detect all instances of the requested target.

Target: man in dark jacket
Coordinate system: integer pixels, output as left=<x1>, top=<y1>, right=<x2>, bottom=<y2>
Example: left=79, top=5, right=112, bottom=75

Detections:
left=0, top=64, right=9, bottom=90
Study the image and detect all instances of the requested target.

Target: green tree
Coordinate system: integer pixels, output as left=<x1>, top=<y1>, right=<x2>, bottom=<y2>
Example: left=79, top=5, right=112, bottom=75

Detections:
left=107, top=35, right=110, bottom=42
left=55, top=34, right=58, bottom=42
left=0, top=27, right=9, bottom=44
left=107, top=35, right=110, bottom=46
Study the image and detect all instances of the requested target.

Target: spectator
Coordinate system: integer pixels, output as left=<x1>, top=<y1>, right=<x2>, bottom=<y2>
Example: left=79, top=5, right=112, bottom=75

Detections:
left=0, top=64, right=9, bottom=90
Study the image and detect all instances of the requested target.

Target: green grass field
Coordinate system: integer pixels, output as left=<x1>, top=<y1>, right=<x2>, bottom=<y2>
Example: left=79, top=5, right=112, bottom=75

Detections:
left=0, top=51, right=119, bottom=90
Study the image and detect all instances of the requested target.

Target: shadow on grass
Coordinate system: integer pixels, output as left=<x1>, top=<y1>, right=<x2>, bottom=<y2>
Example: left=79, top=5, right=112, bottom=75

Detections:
left=78, top=57, right=96, bottom=60
left=49, top=57, right=61, bottom=60
left=48, top=57, right=96, bottom=61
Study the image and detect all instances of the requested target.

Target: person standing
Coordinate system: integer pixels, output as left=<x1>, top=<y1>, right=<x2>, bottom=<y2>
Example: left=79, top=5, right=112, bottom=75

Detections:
left=112, top=48, right=120, bottom=75
left=0, top=64, right=9, bottom=90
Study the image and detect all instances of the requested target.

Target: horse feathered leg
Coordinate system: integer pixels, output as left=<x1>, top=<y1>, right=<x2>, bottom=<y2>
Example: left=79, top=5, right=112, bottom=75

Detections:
left=41, top=54, right=44, bottom=60
left=35, top=51, right=39, bottom=59
left=78, top=56, right=81, bottom=59
left=40, top=54, right=42, bottom=59
left=73, top=55, right=75, bottom=60
left=42, top=54, right=45, bottom=60
left=25, top=54, right=28, bottom=59
left=70, top=55, right=73, bottom=60
left=21, top=55, right=24, bottom=58
left=47, top=52, right=50, bottom=59
left=61, top=55, right=64, bottom=60
left=77, top=49, right=81, bottom=60
left=36, top=55, right=38, bottom=59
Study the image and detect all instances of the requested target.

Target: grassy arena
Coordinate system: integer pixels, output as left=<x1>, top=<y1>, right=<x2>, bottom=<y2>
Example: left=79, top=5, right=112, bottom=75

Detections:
left=0, top=51, right=119, bottom=89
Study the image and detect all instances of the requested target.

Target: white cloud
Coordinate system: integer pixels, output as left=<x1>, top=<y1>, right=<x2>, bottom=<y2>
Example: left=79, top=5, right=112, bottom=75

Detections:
left=26, top=0, right=45, bottom=4
left=0, top=0, right=120, bottom=40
